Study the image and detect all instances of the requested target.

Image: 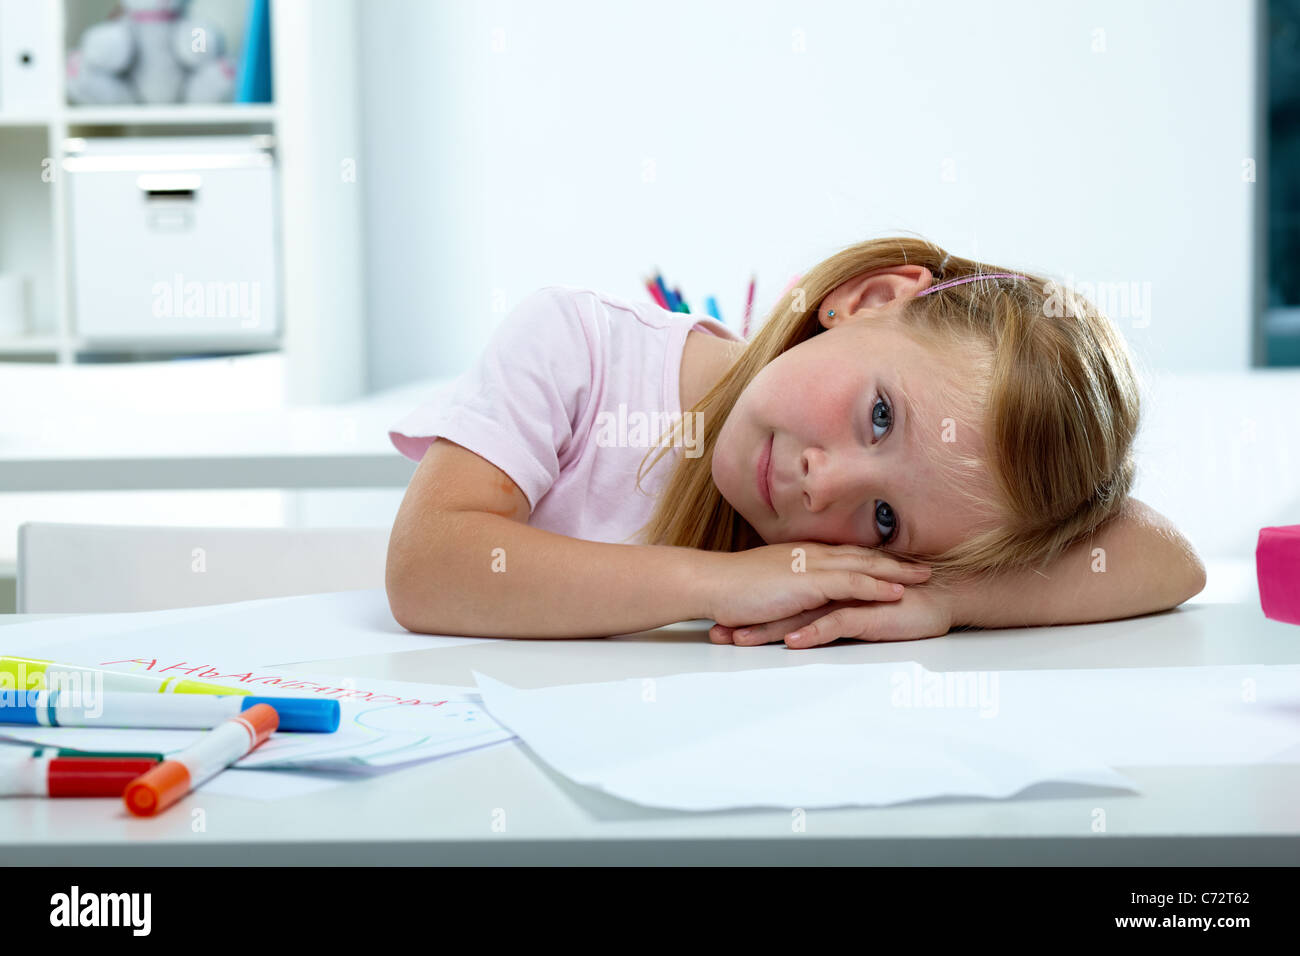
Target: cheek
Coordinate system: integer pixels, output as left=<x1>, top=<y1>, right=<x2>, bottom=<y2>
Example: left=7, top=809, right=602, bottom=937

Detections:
left=711, top=406, right=746, bottom=497
left=749, top=361, right=825, bottom=424
left=782, top=371, right=861, bottom=436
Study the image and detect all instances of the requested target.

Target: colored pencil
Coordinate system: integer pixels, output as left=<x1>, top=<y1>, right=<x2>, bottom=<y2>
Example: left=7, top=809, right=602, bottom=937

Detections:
left=645, top=278, right=669, bottom=309
left=653, top=273, right=677, bottom=311
left=741, top=275, right=756, bottom=337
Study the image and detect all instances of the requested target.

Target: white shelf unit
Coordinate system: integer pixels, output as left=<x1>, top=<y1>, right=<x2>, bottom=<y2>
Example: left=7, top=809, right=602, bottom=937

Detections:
left=0, top=0, right=364, bottom=405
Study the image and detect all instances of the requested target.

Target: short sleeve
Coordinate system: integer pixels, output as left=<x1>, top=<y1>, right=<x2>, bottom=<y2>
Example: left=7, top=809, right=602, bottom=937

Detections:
left=387, top=286, right=595, bottom=512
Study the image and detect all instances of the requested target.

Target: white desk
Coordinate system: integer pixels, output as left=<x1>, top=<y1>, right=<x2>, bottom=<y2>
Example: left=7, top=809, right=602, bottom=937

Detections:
left=1, top=601, right=1297, bottom=865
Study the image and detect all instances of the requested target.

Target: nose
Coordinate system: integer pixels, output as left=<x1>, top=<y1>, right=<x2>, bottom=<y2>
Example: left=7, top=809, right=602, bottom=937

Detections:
left=799, top=446, right=871, bottom=514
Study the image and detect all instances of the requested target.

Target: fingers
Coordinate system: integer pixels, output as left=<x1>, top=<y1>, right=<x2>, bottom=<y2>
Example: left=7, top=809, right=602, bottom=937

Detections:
left=785, top=597, right=947, bottom=647
left=865, top=552, right=932, bottom=583
left=835, top=570, right=907, bottom=604
left=730, top=605, right=830, bottom=646
left=786, top=605, right=879, bottom=648
left=815, top=543, right=931, bottom=583
left=888, top=560, right=934, bottom=583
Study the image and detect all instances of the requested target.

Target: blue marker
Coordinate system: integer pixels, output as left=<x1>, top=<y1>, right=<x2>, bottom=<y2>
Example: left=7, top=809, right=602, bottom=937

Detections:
left=705, top=296, right=721, bottom=321
left=0, top=690, right=339, bottom=733
left=654, top=274, right=678, bottom=311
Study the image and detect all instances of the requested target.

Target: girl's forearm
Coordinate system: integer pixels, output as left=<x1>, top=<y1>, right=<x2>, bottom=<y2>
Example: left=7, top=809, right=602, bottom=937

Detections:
left=386, top=510, right=713, bottom=638
left=953, top=498, right=1207, bottom=629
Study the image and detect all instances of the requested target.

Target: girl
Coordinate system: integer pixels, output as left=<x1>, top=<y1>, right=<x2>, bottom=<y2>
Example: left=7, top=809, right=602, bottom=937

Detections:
left=386, top=236, right=1205, bottom=647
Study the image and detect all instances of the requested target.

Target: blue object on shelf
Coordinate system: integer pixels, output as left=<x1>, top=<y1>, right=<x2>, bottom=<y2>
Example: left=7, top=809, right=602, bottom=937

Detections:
left=236, top=0, right=273, bottom=103
left=654, top=274, right=678, bottom=312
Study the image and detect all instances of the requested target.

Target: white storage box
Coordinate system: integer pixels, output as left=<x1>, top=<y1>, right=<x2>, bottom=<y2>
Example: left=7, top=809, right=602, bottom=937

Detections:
left=64, top=136, right=279, bottom=346
left=0, top=0, right=58, bottom=115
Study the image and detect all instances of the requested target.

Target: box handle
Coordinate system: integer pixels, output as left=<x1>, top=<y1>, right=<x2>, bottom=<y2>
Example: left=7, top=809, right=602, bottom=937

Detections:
left=137, top=173, right=201, bottom=200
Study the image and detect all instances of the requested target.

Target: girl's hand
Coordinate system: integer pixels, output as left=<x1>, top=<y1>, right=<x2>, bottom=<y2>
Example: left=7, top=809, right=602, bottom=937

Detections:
left=708, top=582, right=956, bottom=648
left=702, top=542, right=932, bottom=629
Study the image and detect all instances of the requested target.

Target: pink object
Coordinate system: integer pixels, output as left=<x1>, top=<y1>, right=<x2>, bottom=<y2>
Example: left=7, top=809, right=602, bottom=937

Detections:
left=388, top=286, right=741, bottom=544
left=1257, top=525, right=1300, bottom=625
left=918, top=272, right=1030, bottom=296
left=741, top=276, right=756, bottom=338
left=644, top=278, right=669, bottom=310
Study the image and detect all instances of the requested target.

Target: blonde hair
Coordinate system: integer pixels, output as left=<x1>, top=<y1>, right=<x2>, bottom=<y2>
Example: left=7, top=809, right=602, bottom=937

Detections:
left=628, top=235, right=1141, bottom=591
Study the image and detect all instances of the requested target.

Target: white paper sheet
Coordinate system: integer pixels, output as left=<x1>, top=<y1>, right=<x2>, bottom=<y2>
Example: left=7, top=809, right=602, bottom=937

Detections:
left=0, top=692, right=514, bottom=769
left=472, top=661, right=1300, bottom=812
left=471, top=663, right=1136, bottom=811
left=1, top=589, right=496, bottom=667
left=0, top=600, right=263, bottom=649
left=979, top=662, right=1300, bottom=766
left=0, top=594, right=512, bottom=800
left=4, top=648, right=482, bottom=707
left=0, top=654, right=505, bottom=773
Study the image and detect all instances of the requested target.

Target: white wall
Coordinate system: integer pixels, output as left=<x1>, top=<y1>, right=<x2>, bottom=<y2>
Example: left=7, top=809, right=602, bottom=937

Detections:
left=359, top=0, right=1257, bottom=390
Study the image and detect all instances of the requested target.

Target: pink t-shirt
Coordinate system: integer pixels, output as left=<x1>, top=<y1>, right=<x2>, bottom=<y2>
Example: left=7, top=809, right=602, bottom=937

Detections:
left=388, top=285, right=742, bottom=545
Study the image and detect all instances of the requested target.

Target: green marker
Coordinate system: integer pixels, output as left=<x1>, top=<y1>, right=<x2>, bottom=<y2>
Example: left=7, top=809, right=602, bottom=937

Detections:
left=27, top=745, right=166, bottom=762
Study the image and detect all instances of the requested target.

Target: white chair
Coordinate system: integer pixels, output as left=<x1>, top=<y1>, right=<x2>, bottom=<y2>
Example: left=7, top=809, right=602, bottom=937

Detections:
left=16, top=522, right=390, bottom=613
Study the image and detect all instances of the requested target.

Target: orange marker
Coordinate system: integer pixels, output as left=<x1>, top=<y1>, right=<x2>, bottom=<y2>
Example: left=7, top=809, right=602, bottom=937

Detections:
left=124, top=703, right=279, bottom=817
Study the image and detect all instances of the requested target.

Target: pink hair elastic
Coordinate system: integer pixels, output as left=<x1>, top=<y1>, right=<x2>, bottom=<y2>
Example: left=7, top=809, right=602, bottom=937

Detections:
left=918, top=272, right=1030, bottom=296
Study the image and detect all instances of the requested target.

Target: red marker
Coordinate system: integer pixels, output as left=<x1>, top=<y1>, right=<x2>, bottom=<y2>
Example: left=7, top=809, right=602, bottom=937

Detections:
left=0, top=749, right=159, bottom=797
left=645, top=277, right=670, bottom=310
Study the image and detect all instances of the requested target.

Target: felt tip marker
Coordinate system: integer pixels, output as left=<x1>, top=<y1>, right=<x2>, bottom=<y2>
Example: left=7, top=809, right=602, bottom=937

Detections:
left=644, top=278, right=670, bottom=310
left=27, top=744, right=167, bottom=761
left=1, top=656, right=246, bottom=696
left=124, top=703, right=279, bottom=817
left=0, top=750, right=159, bottom=798
left=741, top=274, right=756, bottom=338
left=654, top=273, right=678, bottom=311
left=0, top=690, right=338, bottom=733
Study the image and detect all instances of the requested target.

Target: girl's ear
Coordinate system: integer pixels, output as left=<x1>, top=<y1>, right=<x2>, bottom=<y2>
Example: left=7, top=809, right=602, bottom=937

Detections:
left=823, top=265, right=933, bottom=328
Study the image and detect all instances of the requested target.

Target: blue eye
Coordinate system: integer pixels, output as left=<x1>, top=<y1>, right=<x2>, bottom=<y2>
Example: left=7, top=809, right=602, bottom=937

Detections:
left=870, top=394, right=897, bottom=545
left=875, top=501, right=897, bottom=544
left=871, top=396, right=892, bottom=439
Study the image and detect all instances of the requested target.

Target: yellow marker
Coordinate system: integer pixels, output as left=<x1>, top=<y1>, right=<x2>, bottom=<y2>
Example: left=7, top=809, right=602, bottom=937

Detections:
left=0, top=656, right=248, bottom=696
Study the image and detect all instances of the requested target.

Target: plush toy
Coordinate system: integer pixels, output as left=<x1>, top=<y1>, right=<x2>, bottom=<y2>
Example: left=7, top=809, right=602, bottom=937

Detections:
left=67, top=0, right=237, bottom=106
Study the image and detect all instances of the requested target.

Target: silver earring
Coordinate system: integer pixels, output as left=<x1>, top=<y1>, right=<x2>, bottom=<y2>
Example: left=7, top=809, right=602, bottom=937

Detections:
left=827, top=309, right=835, bottom=317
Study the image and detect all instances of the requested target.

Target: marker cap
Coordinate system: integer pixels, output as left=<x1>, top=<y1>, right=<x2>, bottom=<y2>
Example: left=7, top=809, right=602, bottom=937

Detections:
left=0, top=689, right=40, bottom=724
left=124, top=761, right=191, bottom=817
left=241, top=702, right=280, bottom=741
left=243, top=697, right=339, bottom=733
